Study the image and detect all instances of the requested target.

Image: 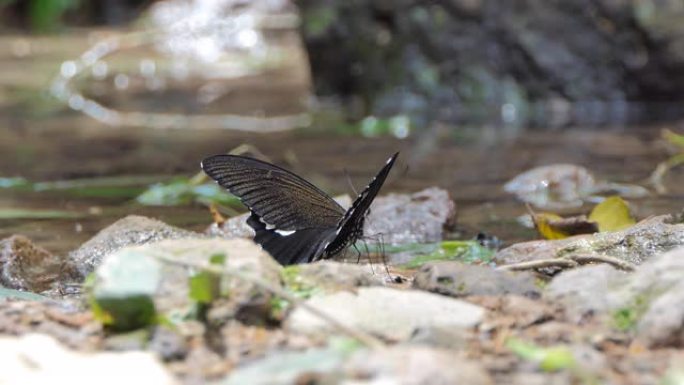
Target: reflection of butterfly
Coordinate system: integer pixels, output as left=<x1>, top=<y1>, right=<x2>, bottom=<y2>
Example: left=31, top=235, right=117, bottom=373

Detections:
left=202, top=152, right=399, bottom=265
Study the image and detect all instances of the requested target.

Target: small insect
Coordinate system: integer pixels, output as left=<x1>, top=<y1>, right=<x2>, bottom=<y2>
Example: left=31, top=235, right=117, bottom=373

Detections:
left=201, top=152, right=399, bottom=265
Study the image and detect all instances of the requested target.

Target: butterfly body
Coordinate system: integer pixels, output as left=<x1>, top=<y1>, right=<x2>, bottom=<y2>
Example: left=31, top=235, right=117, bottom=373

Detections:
left=201, top=152, right=398, bottom=265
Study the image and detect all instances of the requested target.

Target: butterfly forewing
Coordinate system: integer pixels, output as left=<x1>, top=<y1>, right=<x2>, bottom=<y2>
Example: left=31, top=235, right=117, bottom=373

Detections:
left=324, top=152, right=399, bottom=254
left=201, top=155, right=345, bottom=230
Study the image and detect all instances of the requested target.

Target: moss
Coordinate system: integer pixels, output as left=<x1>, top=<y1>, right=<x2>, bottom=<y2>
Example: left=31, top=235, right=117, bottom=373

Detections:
left=611, top=293, right=650, bottom=331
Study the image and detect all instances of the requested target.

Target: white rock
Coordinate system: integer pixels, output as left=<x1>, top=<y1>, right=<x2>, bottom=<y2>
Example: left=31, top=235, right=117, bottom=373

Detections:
left=0, top=333, right=178, bottom=385
left=286, top=286, right=485, bottom=341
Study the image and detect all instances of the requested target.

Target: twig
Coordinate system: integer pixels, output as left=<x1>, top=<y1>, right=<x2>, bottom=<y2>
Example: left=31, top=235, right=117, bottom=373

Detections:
left=498, top=258, right=579, bottom=271
left=155, top=255, right=385, bottom=349
left=498, top=253, right=636, bottom=272
left=568, top=254, right=636, bottom=272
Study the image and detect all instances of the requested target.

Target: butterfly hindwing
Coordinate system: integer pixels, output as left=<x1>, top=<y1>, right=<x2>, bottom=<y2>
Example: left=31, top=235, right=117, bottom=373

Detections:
left=201, top=155, right=345, bottom=230
left=247, top=213, right=336, bottom=264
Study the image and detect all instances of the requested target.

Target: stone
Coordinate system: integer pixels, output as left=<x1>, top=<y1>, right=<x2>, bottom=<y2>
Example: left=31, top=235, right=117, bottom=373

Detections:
left=545, top=264, right=625, bottom=323
left=92, top=238, right=283, bottom=330
left=0, top=235, right=63, bottom=293
left=495, top=214, right=684, bottom=266
left=0, top=333, right=178, bottom=385
left=344, top=346, right=493, bottom=385
left=285, top=286, right=485, bottom=341
left=286, top=260, right=384, bottom=293
left=364, top=187, right=456, bottom=245
left=67, top=215, right=199, bottom=279
left=413, top=262, right=540, bottom=298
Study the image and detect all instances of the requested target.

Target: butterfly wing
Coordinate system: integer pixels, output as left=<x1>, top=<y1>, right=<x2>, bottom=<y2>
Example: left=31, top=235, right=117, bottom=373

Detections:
left=324, top=152, right=399, bottom=255
left=247, top=213, right=337, bottom=264
left=202, top=155, right=346, bottom=264
left=201, top=155, right=346, bottom=230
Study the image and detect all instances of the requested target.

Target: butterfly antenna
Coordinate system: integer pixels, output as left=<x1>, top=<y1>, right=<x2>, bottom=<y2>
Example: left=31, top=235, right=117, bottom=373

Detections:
left=343, top=168, right=359, bottom=196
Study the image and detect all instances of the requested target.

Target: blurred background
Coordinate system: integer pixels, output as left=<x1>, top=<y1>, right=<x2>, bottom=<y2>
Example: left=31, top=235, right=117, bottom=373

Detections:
left=1, top=0, right=683, bottom=253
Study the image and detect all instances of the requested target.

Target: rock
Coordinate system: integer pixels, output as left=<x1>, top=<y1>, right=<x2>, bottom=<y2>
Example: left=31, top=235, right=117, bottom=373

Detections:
left=503, top=164, right=648, bottom=210
left=0, top=235, right=63, bottom=292
left=408, top=326, right=470, bottom=350
left=637, top=282, right=684, bottom=347
left=285, top=286, right=485, bottom=341
left=365, top=187, right=456, bottom=245
left=285, top=261, right=384, bottom=293
left=413, top=262, right=540, bottom=298
left=0, top=333, right=178, bottom=385
left=149, top=326, right=189, bottom=361
left=495, top=214, right=684, bottom=266
left=219, top=346, right=349, bottom=385
left=545, top=264, right=625, bottom=323
left=67, top=215, right=200, bottom=279
left=344, top=346, right=493, bottom=385
left=301, top=1, right=684, bottom=126
left=92, top=238, right=282, bottom=330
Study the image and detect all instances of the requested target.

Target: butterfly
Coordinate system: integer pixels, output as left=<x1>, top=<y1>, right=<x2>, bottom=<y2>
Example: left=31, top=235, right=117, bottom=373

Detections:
left=201, top=152, right=399, bottom=265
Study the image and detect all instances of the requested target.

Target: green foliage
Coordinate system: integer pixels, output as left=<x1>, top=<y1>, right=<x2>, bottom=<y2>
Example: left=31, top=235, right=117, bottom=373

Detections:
left=611, top=294, right=649, bottom=331
left=136, top=179, right=240, bottom=207
left=506, top=338, right=576, bottom=372
left=28, top=0, right=81, bottom=32
left=0, top=208, right=83, bottom=219
left=401, top=241, right=494, bottom=269
left=188, top=254, right=227, bottom=304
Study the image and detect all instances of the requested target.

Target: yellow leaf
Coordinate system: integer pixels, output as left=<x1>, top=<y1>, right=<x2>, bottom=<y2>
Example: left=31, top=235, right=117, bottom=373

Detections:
left=533, top=212, right=569, bottom=240
left=588, top=196, right=636, bottom=232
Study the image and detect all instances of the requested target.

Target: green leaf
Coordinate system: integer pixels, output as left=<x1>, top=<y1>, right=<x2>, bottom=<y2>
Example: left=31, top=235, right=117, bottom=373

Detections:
left=189, top=253, right=226, bottom=304
left=588, top=196, right=636, bottom=232
left=89, top=249, right=161, bottom=331
left=0, top=208, right=84, bottom=219
left=401, top=241, right=494, bottom=269
left=506, top=338, right=576, bottom=372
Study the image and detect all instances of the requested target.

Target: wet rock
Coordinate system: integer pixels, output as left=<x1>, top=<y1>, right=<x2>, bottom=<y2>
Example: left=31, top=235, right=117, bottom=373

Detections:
left=285, top=286, right=484, bottom=341
left=92, top=238, right=282, bottom=330
left=344, top=346, right=493, bottom=385
left=286, top=261, right=384, bottom=293
left=0, top=333, right=178, bottom=385
left=545, top=265, right=625, bottom=323
left=365, top=187, right=456, bottom=245
left=504, top=164, right=597, bottom=210
left=0, top=235, right=63, bottom=292
left=413, top=262, right=540, bottom=298
left=495, top=214, right=684, bottom=266
left=67, top=215, right=199, bottom=279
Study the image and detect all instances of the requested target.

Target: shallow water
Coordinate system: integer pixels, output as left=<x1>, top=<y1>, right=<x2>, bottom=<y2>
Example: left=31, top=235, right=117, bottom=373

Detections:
left=0, top=31, right=682, bottom=256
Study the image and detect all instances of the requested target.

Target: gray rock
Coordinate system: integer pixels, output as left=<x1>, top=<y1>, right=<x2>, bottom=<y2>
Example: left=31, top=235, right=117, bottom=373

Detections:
left=92, top=238, right=282, bottom=329
left=413, top=262, right=540, bottom=298
left=285, top=286, right=484, bottom=341
left=545, top=264, right=625, bottom=322
left=289, top=260, right=384, bottom=292
left=345, top=346, right=493, bottom=385
left=496, top=214, right=684, bottom=266
left=67, top=215, right=200, bottom=279
left=407, top=326, right=470, bottom=350
left=365, top=187, right=456, bottom=245
left=0, top=235, right=63, bottom=293
left=637, top=281, right=684, bottom=348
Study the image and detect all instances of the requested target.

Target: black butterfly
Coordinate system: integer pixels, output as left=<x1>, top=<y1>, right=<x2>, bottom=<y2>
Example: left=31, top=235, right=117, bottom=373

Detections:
left=201, top=152, right=399, bottom=265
